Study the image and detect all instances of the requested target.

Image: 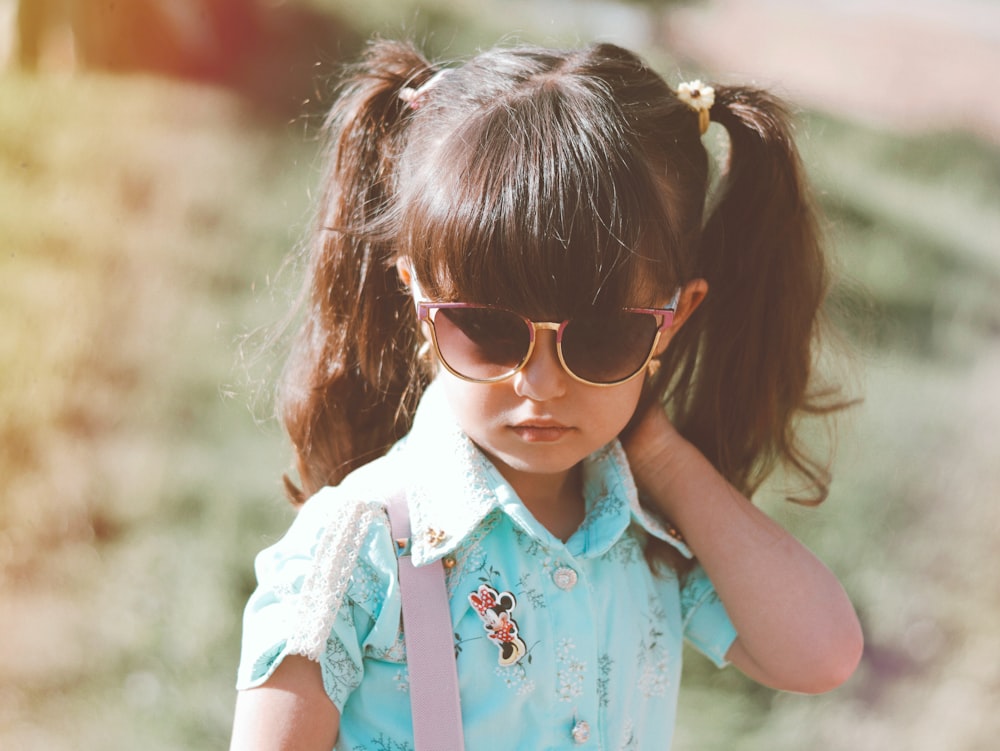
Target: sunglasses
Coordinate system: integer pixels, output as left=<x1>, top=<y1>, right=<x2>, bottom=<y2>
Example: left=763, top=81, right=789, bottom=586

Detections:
left=416, top=289, right=680, bottom=387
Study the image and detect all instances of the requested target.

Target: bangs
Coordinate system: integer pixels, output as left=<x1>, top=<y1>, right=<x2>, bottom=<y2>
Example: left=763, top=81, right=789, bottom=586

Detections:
left=400, top=76, right=683, bottom=317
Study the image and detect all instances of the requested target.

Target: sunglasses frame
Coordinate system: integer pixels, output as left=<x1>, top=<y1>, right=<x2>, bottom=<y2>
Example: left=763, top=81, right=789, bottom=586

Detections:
left=415, top=288, right=681, bottom=387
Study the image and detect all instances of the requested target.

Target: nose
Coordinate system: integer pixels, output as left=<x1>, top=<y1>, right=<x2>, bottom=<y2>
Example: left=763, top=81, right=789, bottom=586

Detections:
left=512, top=328, right=569, bottom=401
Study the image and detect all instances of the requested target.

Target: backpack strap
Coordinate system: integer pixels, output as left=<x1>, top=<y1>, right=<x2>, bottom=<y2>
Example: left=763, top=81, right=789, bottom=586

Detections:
left=385, top=490, right=466, bottom=751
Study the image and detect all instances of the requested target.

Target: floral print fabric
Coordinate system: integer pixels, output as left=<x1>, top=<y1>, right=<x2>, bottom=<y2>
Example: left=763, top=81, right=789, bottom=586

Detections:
left=236, top=381, right=737, bottom=750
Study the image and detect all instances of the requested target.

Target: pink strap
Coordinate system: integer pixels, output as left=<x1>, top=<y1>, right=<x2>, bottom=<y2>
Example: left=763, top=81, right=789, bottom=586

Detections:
left=386, top=491, right=465, bottom=751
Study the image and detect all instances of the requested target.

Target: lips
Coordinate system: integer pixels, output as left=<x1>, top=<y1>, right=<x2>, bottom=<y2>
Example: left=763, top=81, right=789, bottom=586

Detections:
left=509, top=419, right=574, bottom=443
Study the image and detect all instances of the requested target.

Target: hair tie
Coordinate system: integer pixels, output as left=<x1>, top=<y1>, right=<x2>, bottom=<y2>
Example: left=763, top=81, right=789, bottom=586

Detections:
left=399, top=69, right=451, bottom=110
left=676, top=80, right=715, bottom=135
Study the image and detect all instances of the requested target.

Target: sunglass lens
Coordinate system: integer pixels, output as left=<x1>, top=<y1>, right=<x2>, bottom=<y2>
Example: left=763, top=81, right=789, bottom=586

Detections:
left=434, top=307, right=531, bottom=380
left=562, top=311, right=659, bottom=383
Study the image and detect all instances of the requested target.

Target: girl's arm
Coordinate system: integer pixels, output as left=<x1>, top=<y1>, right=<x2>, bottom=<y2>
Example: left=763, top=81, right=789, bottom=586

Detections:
left=624, top=406, right=863, bottom=694
left=230, top=655, right=340, bottom=751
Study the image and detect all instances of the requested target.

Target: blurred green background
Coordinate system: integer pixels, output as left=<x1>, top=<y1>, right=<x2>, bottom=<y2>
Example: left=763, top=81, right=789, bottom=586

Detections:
left=2, top=1, right=999, bottom=749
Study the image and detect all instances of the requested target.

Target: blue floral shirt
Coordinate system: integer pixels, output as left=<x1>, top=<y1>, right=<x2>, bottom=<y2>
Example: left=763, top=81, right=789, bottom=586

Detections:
left=237, top=381, right=737, bottom=750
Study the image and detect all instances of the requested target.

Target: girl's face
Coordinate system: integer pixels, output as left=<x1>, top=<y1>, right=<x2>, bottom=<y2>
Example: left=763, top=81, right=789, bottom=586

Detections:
left=401, top=258, right=706, bottom=504
left=437, top=327, right=649, bottom=495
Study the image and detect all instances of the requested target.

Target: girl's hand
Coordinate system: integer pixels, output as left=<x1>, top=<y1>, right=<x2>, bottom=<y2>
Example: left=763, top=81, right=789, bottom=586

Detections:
left=621, top=401, right=690, bottom=520
left=622, top=402, right=864, bottom=694
left=622, top=403, right=700, bottom=522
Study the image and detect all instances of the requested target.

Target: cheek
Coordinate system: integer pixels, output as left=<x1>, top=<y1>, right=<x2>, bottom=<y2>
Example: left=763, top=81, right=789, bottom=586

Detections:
left=438, top=374, right=499, bottom=428
left=436, top=370, right=646, bottom=443
left=586, top=380, right=645, bottom=435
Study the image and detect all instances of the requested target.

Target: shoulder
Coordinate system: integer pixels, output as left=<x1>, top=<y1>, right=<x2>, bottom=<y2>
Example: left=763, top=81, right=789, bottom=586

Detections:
left=263, top=452, right=404, bottom=579
left=282, top=454, right=403, bottom=553
left=247, top=455, right=405, bottom=659
left=278, top=456, right=405, bottom=577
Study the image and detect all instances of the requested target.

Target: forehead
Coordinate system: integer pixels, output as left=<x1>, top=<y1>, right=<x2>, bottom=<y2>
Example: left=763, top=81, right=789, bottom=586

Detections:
left=401, top=104, right=680, bottom=316
left=420, top=262, right=667, bottom=315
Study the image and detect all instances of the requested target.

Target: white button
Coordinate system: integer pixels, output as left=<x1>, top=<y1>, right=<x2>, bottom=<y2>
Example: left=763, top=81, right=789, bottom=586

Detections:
left=553, top=566, right=578, bottom=590
left=572, top=720, right=590, bottom=744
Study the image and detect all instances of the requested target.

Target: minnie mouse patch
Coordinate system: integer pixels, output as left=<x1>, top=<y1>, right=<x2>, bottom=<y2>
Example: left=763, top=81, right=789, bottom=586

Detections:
left=468, top=583, right=527, bottom=666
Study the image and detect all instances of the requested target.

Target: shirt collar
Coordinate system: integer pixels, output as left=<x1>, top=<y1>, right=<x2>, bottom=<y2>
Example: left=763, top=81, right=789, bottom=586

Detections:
left=396, top=380, right=693, bottom=566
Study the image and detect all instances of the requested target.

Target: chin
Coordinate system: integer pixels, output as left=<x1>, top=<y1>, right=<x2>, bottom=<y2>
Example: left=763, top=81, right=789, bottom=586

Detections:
left=483, top=442, right=590, bottom=478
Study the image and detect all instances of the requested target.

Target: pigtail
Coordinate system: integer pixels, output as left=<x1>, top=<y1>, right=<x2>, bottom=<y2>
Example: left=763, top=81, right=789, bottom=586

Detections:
left=279, top=40, right=436, bottom=503
left=666, top=85, right=845, bottom=504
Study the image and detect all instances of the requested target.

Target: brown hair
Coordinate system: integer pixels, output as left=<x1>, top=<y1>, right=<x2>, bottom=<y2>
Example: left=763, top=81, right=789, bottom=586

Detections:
left=278, top=39, right=849, bottom=568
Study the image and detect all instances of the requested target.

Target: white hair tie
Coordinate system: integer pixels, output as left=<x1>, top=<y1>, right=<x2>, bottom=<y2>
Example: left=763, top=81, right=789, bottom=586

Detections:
left=399, top=69, right=451, bottom=110
left=677, top=80, right=715, bottom=135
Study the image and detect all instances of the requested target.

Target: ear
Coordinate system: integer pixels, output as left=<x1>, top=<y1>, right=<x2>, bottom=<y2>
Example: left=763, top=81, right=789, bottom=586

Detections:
left=653, top=278, right=708, bottom=355
left=396, top=256, right=414, bottom=288
left=671, top=278, right=708, bottom=330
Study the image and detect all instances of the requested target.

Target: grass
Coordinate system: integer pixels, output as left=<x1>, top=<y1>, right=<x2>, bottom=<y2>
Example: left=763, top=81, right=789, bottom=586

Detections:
left=2, top=30, right=999, bottom=751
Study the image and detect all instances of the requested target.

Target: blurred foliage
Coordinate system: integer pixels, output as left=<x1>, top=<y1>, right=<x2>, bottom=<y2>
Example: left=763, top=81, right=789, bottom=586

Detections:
left=0, top=71, right=303, bottom=750
left=674, top=115, right=1000, bottom=751
left=803, top=116, right=1000, bottom=361
left=12, top=0, right=363, bottom=118
left=2, top=2, right=1000, bottom=749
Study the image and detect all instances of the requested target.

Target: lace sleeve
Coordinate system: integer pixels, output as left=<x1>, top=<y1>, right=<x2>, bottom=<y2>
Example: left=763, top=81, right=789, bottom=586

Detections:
left=235, top=488, right=388, bottom=705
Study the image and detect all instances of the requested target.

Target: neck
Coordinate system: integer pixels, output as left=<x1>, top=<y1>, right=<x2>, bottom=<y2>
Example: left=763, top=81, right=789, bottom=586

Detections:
left=492, top=462, right=585, bottom=542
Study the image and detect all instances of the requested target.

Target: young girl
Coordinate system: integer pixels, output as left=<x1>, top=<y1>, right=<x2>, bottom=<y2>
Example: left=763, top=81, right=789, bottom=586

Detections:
left=230, top=39, right=863, bottom=750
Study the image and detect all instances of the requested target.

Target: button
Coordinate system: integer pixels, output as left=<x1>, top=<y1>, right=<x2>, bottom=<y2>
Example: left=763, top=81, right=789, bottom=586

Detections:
left=571, top=719, right=590, bottom=744
left=552, top=567, right=578, bottom=591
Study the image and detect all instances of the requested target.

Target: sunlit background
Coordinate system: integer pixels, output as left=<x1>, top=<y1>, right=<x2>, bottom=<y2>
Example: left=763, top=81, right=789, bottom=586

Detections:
left=1, top=1, right=999, bottom=749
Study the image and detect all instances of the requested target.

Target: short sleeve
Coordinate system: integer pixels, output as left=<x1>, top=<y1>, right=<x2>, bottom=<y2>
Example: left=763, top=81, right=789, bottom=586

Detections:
left=235, top=490, right=393, bottom=711
left=680, top=563, right=738, bottom=668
